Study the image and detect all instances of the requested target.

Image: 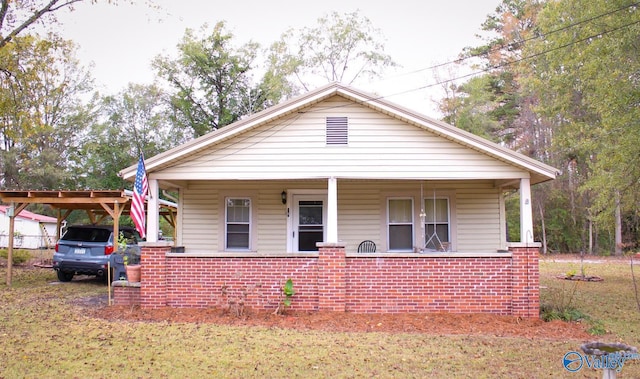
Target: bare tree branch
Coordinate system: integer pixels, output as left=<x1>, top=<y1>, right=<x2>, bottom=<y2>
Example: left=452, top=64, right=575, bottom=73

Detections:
left=0, top=0, right=85, bottom=49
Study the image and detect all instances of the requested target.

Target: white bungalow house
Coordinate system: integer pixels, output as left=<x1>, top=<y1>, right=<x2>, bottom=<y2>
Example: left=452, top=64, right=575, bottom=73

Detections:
left=117, top=83, right=558, bottom=317
left=0, top=205, right=58, bottom=249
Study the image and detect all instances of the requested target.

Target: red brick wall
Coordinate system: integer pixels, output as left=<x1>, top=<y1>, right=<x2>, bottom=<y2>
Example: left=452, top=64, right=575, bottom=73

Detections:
left=164, top=256, right=319, bottom=311
left=509, top=246, right=540, bottom=318
left=317, top=243, right=346, bottom=311
left=113, top=284, right=140, bottom=306
left=346, top=257, right=513, bottom=314
left=123, top=244, right=540, bottom=318
left=140, top=244, right=169, bottom=308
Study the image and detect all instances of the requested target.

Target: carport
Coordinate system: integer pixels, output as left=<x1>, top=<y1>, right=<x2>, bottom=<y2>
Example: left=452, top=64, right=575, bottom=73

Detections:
left=0, top=190, right=177, bottom=285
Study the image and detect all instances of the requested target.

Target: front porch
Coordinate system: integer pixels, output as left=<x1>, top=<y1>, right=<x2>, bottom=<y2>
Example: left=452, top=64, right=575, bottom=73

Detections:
left=114, top=242, right=540, bottom=318
left=144, top=177, right=537, bottom=254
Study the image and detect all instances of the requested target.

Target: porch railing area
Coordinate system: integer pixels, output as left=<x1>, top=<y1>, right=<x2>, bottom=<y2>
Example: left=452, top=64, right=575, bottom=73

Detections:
left=113, top=242, right=540, bottom=318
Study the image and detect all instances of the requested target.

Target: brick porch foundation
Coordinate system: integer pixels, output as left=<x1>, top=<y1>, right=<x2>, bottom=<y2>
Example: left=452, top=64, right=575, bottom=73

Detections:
left=113, top=242, right=540, bottom=318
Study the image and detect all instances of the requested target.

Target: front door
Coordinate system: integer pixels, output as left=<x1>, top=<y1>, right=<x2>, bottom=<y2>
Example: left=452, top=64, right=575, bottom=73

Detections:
left=292, top=195, right=326, bottom=252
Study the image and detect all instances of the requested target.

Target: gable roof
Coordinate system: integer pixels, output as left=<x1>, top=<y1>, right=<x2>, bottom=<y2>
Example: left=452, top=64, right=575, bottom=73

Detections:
left=0, top=205, right=57, bottom=223
left=120, top=82, right=558, bottom=185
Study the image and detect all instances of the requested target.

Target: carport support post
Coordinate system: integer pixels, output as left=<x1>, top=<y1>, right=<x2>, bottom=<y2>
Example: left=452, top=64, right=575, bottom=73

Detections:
left=6, top=202, right=27, bottom=286
left=6, top=205, right=14, bottom=286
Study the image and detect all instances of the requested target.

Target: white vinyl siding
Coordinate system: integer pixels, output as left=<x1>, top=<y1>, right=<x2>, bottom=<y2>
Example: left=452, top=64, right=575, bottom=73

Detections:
left=456, top=186, right=502, bottom=252
left=154, top=96, right=529, bottom=181
left=144, top=86, right=548, bottom=254
left=178, top=180, right=502, bottom=254
left=336, top=186, right=380, bottom=250
left=181, top=185, right=218, bottom=251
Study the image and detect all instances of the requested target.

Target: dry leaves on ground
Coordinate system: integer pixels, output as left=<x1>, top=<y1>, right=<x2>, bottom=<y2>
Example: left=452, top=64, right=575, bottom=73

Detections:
left=94, top=305, right=593, bottom=340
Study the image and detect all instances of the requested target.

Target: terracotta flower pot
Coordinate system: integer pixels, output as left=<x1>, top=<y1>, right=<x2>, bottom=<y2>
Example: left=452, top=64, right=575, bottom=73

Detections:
left=125, top=264, right=141, bottom=283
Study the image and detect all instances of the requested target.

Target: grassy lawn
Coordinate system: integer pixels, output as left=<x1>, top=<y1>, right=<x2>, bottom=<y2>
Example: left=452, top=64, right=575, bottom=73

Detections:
left=1, top=258, right=639, bottom=378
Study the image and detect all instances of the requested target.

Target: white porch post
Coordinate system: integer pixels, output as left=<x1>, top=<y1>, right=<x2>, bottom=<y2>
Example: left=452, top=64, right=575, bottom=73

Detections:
left=146, top=178, right=159, bottom=242
left=520, top=178, right=534, bottom=244
left=327, top=177, right=338, bottom=243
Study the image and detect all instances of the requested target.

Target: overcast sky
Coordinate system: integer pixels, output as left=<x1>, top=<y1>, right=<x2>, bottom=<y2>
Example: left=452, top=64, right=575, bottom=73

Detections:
left=55, top=0, right=500, bottom=117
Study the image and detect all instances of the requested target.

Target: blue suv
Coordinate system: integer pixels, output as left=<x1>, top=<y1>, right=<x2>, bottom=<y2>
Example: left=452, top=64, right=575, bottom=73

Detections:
left=53, top=225, right=142, bottom=282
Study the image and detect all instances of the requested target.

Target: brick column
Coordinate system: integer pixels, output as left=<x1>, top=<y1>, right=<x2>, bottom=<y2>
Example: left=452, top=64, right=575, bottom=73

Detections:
left=317, top=242, right=346, bottom=312
left=140, top=242, right=171, bottom=309
left=509, top=243, right=540, bottom=318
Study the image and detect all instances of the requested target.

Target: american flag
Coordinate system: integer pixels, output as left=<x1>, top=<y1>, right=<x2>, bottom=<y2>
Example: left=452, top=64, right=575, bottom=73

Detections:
left=131, top=155, right=148, bottom=239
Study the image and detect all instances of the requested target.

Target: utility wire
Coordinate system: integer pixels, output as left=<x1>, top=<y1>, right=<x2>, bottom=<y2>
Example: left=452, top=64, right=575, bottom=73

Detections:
left=412, top=18, right=640, bottom=92
left=303, top=14, right=640, bottom=114
left=380, top=1, right=640, bottom=81
left=177, top=3, right=640, bottom=160
left=360, top=14, right=640, bottom=106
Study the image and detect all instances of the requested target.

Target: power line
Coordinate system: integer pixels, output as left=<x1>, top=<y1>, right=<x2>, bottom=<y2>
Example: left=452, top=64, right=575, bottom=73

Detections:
left=373, top=9, right=640, bottom=104
left=414, top=18, right=640, bottom=92
left=306, top=14, right=640, bottom=114
left=377, top=1, right=640, bottom=82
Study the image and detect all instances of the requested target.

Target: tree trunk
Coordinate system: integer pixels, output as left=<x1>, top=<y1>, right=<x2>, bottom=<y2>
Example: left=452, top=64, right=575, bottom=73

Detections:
left=588, top=218, right=593, bottom=255
left=538, top=202, right=547, bottom=254
left=615, top=190, right=622, bottom=256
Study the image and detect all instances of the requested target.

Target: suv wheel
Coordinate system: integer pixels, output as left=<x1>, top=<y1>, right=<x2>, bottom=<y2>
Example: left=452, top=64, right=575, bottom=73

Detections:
left=56, top=270, right=74, bottom=282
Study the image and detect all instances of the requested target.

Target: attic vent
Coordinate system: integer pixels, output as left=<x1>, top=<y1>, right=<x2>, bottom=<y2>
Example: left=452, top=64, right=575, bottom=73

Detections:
left=326, top=117, right=348, bottom=145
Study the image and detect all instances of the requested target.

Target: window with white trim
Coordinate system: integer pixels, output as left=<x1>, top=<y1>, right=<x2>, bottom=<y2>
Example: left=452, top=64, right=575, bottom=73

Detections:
left=387, top=198, right=414, bottom=251
left=424, top=197, right=450, bottom=251
left=225, top=198, right=251, bottom=250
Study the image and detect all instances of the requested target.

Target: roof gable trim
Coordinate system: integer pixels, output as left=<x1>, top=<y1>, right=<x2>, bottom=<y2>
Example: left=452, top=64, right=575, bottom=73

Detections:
left=121, top=84, right=343, bottom=179
left=121, top=83, right=558, bottom=182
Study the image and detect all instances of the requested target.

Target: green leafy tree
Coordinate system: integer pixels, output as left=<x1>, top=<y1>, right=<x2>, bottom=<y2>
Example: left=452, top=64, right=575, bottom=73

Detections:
left=267, top=10, right=398, bottom=91
left=153, top=22, right=277, bottom=137
left=0, top=34, right=92, bottom=189
left=526, top=0, right=640, bottom=254
left=453, top=0, right=546, bottom=153
left=73, top=83, right=177, bottom=189
left=439, top=75, right=504, bottom=142
left=441, top=0, right=566, bottom=252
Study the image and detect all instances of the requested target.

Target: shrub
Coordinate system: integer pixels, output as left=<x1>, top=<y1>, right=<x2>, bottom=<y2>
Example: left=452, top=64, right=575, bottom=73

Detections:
left=0, top=248, right=32, bottom=265
left=539, top=281, right=607, bottom=336
left=539, top=303, right=587, bottom=322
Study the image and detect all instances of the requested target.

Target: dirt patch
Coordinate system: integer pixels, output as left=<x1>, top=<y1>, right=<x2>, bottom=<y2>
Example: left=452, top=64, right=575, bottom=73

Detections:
left=70, top=294, right=109, bottom=307
left=92, top=305, right=593, bottom=340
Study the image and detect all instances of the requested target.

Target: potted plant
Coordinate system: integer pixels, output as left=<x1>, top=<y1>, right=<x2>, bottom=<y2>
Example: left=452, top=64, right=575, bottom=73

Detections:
left=118, top=232, right=141, bottom=282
